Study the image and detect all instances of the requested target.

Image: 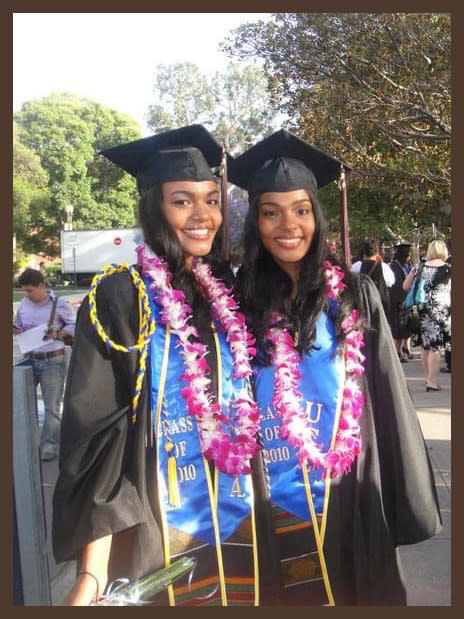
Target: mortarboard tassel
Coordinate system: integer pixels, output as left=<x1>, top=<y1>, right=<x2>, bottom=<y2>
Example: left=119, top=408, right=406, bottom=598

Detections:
left=165, top=441, right=181, bottom=508
left=220, top=147, right=230, bottom=262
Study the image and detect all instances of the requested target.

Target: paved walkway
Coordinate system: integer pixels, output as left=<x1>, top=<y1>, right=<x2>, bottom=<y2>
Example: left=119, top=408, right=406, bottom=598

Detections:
left=397, top=354, right=451, bottom=606
left=14, top=313, right=450, bottom=604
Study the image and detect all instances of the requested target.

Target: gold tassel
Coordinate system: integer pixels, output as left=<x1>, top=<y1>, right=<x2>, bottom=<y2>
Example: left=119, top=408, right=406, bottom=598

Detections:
left=165, top=441, right=181, bottom=507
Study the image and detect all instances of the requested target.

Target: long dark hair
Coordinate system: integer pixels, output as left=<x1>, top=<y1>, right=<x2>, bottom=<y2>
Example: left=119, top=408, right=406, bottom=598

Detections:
left=236, top=190, right=363, bottom=365
left=138, top=182, right=232, bottom=341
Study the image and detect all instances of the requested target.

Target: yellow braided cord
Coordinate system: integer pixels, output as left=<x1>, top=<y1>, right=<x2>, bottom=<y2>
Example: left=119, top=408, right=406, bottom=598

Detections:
left=88, top=263, right=156, bottom=423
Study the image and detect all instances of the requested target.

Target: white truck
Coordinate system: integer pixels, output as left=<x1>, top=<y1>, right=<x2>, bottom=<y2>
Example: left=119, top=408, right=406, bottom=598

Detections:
left=60, top=228, right=142, bottom=283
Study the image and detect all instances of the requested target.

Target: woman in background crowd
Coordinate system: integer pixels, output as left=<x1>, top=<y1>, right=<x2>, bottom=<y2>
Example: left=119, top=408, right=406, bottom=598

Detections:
left=388, top=243, right=413, bottom=362
left=351, top=239, right=394, bottom=319
left=403, top=239, right=451, bottom=392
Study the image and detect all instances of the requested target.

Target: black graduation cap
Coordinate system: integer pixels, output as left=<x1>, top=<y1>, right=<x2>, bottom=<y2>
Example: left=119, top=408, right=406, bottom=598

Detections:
left=229, top=129, right=349, bottom=200
left=100, top=124, right=223, bottom=195
left=393, top=242, right=413, bottom=259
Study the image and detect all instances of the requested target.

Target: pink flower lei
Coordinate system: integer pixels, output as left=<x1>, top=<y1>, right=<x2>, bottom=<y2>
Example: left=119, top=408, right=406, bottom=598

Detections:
left=266, top=261, right=365, bottom=478
left=136, top=244, right=260, bottom=475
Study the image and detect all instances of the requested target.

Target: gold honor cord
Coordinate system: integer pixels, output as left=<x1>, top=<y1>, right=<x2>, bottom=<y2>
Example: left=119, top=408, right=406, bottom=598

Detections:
left=302, top=466, right=335, bottom=606
left=153, top=326, right=177, bottom=606
left=210, top=326, right=228, bottom=605
left=88, top=263, right=155, bottom=424
left=320, top=350, right=346, bottom=543
left=250, top=482, right=260, bottom=605
left=139, top=291, right=156, bottom=448
left=212, top=326, right=223, bottom=505
left=212, top=326, right=260, bottom=606
left=301, top=349, right=347, bottom=606
left=155, top=324, right=227, bottom=606
left=202, top=458, right=228, bottom=605
left=151, top=320, right=171, bottom=448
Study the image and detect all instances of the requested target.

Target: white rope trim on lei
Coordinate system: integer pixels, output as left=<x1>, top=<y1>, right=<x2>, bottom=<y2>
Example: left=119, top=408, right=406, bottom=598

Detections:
left=136, top=244, right=259, bottom=475
left=266, top=261, right=365, bottom=478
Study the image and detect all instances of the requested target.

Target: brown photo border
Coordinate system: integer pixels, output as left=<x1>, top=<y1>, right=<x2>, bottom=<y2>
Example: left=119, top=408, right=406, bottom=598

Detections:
left=5, top=2, right=458, bottom=616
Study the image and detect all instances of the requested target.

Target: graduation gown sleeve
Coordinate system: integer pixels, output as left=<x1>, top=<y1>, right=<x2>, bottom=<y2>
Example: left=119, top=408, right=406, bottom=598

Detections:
left=358, top=274, right=442, bottom=545
left=52, top=271, right=164, bottom=581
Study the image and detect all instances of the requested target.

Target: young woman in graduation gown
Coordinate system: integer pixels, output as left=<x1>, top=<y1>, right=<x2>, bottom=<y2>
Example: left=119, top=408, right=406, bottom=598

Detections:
left=52, top=126, right=264, bottom=606
left=229, top=130, right=442, bottom=606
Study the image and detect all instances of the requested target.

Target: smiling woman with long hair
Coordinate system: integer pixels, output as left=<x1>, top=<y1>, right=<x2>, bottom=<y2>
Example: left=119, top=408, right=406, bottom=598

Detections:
left=52, top=126, right=262, bottom=607
left=230, top=130, right=442, bottom=606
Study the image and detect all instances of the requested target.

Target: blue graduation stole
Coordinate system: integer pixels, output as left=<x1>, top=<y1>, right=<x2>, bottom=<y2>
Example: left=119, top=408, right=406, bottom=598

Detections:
left=254, top=310, right=345, bottom=605
left=148, top=296, right=254, bottom=544
left=254, top=310, right=345, bottom=520
left=147, top=283, right=259, bottom=606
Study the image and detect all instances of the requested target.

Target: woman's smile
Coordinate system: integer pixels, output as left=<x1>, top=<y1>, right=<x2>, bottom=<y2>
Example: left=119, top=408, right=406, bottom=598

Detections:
left=182, top=227, right=211, bottom=240
left=273, top=236, right=304, bottom=249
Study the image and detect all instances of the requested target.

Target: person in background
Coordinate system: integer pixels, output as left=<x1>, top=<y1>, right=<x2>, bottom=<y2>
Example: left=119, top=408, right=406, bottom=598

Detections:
left=388, top=243, right=413, bottom=362
left=419, top=244, right=428, bottom=264
left=403, top=240, right=451, bottom=391
left=13, top=268, right=76, bottom=461
left=326, top=238, right=338, bottom=260
left=351, top=240, right=394, bottom=319
left=230, top=130, right=441, bottom=605
left=230, top=250, right=242, bottom=276
left=445, top=238, right=451, bottom=265
left=400, top=245, right=420, bottom=360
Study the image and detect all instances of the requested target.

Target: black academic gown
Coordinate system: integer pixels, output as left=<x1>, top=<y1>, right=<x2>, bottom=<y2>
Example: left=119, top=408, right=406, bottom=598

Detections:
left=52, top=271, right=165, bottom=583
left=389, top=261, right=411, bottom=340
left=52, top=272, right=441, bottom=605
left=317, top=274, right=442, bottom=604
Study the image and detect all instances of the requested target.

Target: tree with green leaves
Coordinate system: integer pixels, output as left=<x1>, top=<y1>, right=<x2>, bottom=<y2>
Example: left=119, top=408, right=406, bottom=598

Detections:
left=147, top=63, right=215, bottom=133
left=146, top=61, right=279, bottom=154
left=14, top=94, right=142, bottom=255
left=223, top=13, right=451, bottom=238
left=13, top=121, right=52, bottom=253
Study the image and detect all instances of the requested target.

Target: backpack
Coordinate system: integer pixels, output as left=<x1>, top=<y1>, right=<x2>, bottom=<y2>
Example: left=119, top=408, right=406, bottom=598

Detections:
left=360, top=260, right=391, bottom=315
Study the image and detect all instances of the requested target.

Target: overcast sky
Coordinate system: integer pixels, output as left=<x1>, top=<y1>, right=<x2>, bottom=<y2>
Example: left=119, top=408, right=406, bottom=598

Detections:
left=13, top=13, right=269, bottom=135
